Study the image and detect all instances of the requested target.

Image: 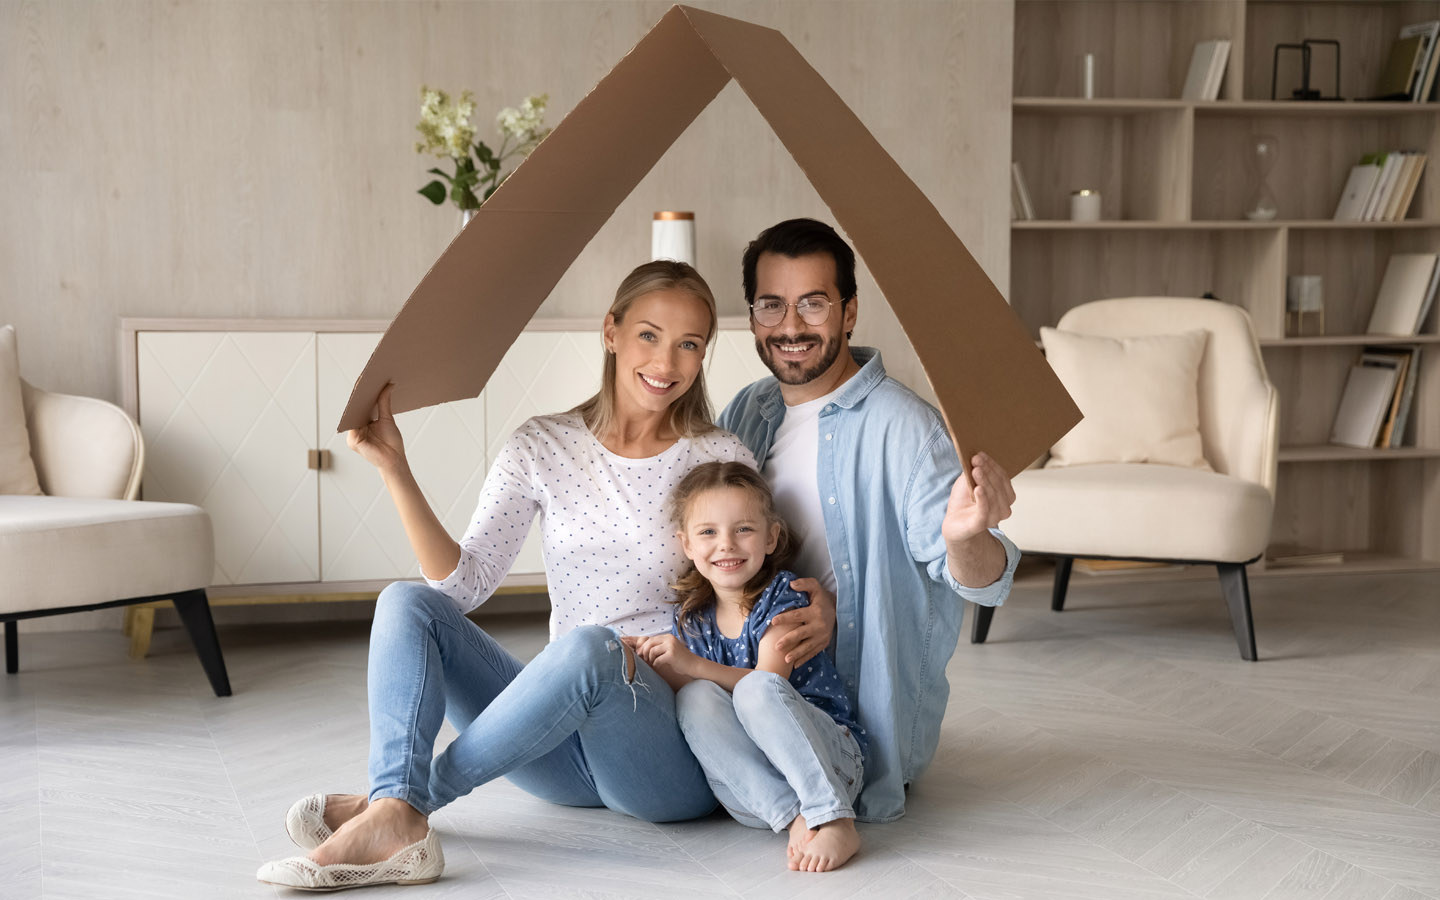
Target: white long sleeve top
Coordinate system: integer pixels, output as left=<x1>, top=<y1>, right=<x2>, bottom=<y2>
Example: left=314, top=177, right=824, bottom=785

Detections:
left=426, top=412, right=754, bottom=641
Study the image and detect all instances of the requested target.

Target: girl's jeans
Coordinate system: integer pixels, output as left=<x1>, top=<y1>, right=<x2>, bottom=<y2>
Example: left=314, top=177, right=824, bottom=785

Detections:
left=675, top=672, right=864, bottom=832
left=366, top=581, right=716, bottom=822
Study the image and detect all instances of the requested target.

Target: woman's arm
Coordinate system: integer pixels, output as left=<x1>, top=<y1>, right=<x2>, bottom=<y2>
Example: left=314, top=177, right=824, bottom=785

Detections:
left=346, top=384, right=460, bottom=580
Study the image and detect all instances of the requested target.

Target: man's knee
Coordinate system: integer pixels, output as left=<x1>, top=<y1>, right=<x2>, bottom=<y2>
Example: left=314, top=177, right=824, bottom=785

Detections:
left=675, top=679, right=730, bottom=733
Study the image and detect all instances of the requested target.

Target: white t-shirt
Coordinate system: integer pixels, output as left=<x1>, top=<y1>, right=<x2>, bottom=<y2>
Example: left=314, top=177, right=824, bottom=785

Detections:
left=427, top=412, right=754, bottom=641
left=763, top=389, right=841, bottom=594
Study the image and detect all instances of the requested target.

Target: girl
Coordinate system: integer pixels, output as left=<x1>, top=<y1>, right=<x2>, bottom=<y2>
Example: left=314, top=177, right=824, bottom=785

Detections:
left=628, top=461, right=866, bottom=873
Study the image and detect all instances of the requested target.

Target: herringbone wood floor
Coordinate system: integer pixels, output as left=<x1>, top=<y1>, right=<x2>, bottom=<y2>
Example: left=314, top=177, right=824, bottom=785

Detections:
left=2, top=569, right=1437, bottom=899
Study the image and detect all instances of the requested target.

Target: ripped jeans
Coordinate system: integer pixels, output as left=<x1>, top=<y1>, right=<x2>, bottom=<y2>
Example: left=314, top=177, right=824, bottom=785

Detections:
left=367, top=581, right=716, bottom=822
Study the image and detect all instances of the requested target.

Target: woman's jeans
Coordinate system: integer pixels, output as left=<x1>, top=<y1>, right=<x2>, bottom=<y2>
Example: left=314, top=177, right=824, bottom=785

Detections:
left=675, top=672, right=864, bottom=832
left=366, top=581, right=716, bottom=822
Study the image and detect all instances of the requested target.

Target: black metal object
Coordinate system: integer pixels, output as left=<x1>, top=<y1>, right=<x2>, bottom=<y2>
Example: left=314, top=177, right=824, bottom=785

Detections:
left=971, top=553, right=1261, bottom=660
left=1, top=590, right=232, bottom=696
left=1272, top=39, right=1342, bottom=101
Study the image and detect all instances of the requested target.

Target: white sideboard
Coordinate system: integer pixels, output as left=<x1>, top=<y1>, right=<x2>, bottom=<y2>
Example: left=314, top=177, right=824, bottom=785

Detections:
left=121, top=317, right=770, bottom=602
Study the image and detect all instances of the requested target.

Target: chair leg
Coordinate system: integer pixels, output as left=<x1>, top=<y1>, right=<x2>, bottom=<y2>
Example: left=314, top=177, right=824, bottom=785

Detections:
left=970, top=604, right=995, bottom=644
left=1051, top=556, right=1074, bottom=611
left=170, top=590, right=232, bottom=696
left=1217, top=563, right=1258, bottom=662
left=4, top=620, right=16, bottom=674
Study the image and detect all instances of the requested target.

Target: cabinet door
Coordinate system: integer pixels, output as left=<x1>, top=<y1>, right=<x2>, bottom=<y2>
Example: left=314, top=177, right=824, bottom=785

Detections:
left=707, top=330, right=772, bottom=414
left=137, top=331, right=319, bottom=585
left=316, top=333, right=488, bottom=583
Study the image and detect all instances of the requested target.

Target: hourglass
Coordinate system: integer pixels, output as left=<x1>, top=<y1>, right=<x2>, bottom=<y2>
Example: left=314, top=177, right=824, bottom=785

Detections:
left=1245, top=134, right=1279, bottom=221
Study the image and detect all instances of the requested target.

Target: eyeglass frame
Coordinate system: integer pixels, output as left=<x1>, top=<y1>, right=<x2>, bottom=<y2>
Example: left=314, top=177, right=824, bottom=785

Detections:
left=748, top=295, right=849, bottom=327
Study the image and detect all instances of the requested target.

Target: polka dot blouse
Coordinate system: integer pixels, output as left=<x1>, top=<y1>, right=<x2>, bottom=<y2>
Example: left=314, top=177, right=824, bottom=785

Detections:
left=426, top=413, right=754, bottom=642
left=674, top=570, right=868, bottom=758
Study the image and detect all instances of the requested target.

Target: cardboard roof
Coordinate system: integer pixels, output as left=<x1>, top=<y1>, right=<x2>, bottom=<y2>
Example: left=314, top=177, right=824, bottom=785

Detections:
left=338, top=4, right=1080, bottom=476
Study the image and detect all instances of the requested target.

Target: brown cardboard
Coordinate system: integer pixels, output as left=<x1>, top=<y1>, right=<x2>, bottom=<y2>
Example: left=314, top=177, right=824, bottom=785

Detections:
left=339, top=4, right=1081, bottom=477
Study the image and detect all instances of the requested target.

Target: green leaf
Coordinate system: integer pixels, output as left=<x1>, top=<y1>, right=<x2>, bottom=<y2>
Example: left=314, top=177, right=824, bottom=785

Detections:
left=418, top=180, right=447, bottom=205
left=474, top=142, right=496, bottom=166
left=452, top=184, right=480, bottom=209
left=426, top=167, right=453, bottom=183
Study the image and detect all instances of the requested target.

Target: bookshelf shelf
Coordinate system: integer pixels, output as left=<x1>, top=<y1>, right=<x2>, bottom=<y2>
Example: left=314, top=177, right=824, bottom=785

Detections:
left=1012, top=0, right=1440, bottom=577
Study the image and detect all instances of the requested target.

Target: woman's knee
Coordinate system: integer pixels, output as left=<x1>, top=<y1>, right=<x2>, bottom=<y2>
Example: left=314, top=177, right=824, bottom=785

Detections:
left=372, top=581, right=453, bottom=633
left=533, top=624, right=626, bottom=678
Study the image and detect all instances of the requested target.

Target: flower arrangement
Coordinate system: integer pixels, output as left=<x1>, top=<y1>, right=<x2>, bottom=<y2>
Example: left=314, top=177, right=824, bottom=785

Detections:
left=415, top=87, right=551, bottom=212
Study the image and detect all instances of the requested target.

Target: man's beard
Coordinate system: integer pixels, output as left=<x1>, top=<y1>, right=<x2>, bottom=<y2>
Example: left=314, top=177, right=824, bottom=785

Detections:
left=756, top=331, right=844, bottom=386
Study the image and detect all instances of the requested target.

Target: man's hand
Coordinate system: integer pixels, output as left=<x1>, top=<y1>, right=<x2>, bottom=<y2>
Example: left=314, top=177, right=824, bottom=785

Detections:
left=771, top=578, right=836, bottom=667
left=942, top=452, right=1015, bottom=587
left=942, top=452, right=1015, bottom=545
left=628, top=634, right=697, bottom=692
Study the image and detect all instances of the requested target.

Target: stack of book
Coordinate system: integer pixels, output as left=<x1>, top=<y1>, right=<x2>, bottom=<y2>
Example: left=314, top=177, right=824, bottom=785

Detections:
left=1011, top=161, right=1035, bottom=221
left=1180, top=39, right=1230, bottom=101
left=1329, top=253, right=1437, bottom=449
left=1375, top=21, right=1440, bottom=101
left=1333, top=150, right=1428, bottom=221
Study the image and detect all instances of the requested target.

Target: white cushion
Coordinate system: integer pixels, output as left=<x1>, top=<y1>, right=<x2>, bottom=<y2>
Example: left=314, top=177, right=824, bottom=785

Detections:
left=0, top=496, right=213, bottom=614
left=1041, top=327, right=1212, bottom=471
left=0, top=325, right=42, bottom=496
left=1006, top=465, right=1273, bottom=562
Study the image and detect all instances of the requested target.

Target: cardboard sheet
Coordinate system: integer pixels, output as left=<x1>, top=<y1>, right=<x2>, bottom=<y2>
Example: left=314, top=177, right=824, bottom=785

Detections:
left=339, top=4, right=1081, bottom=476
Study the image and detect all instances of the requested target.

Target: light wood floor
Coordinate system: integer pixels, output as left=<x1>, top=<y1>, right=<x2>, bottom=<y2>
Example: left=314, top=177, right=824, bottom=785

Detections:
left=2, top=569, right=1437, bottom=900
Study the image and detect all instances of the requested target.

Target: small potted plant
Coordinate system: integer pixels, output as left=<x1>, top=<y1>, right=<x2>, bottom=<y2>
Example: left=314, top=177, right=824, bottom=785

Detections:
left=415, top=87, right=551, bottom=226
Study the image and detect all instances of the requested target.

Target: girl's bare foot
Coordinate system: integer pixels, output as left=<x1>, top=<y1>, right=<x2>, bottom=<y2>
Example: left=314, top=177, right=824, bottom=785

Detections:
left=786, top=814, right=812, bottom=863
left=308, top=797, right=429, bottom=866
left=321, top=793, right=369, bottom=833
left=788, top=817, right=860, bottom=872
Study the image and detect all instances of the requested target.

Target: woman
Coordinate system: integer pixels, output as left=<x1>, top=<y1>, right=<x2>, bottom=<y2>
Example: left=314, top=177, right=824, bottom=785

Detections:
left=258, top=261, right=772, bottom=890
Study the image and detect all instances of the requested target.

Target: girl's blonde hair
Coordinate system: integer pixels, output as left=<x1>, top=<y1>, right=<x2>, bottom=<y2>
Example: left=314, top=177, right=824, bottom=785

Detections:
left=669, top=461, right=795, bottom=634
left=572, top=260, right=718, bottom=440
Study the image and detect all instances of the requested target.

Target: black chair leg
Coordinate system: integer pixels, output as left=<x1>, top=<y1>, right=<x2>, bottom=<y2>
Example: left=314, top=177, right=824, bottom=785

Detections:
left=1051, top=556, right=1074, bottom=611
left=4, top=620, right=16, bottom=674
left=970, top=604, right=995, bottom=644
left=171, top=590, right=232, bottom=696
left=1217, top=563, right=1258, bottom=661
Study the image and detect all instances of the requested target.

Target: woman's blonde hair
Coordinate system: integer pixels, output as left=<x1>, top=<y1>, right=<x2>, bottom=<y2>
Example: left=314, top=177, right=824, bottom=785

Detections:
left=668, top=461, right=795, bottom=635
left=572, top=260, right=718, bottom=440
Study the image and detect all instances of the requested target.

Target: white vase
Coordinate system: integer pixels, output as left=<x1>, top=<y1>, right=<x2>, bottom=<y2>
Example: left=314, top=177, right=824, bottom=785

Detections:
left=460, top=207, right=478, bottom=231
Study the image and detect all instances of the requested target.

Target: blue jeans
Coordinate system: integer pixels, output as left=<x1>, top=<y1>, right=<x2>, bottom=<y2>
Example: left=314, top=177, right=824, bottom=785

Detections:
left=675, top=672, right=864, bottom=832
left=366, top=581, right=716, bottom=822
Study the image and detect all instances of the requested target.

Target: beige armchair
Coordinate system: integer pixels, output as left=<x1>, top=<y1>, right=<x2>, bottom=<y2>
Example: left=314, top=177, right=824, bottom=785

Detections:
left=1, top=378, right=230, bottom=695
left=974, top=298, right=1279, bottom=660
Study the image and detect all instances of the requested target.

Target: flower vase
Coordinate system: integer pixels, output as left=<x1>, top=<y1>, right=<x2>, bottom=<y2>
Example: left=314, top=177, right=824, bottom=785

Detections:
left=459, top=207, right=479, bottom=232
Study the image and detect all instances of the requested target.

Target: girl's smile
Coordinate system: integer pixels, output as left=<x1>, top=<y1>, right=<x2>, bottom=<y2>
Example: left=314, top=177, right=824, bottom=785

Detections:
left=679, top=487, right=780, bottom=602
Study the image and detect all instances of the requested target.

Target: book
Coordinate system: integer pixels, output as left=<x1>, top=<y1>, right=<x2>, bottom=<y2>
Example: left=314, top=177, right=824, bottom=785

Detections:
left=1400, top=21, right=1440, bottom=101
left=1333, top=160, right=1382, bottom=220
left=1364, top=348, right=1412, bottom=447
left=1375, top=34, right=1426, bottom=99
left=1364, top=152, right=1404, bottom=220
left=1182, top=40, right=1228, bottom=100
left=1330, top=361, right=1401, bottom=448
left=1367, top=253, right=1438, bottom=335
left=1011, top=161, right=1035, bottom=221
left=1390, top=153, right=1428, bottom=221
left=1384, top=152, right=1423, bottom=220
left=1387, top=347, right=1422, bottom=447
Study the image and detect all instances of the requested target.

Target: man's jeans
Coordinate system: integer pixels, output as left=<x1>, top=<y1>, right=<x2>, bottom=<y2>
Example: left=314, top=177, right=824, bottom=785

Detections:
left=676, top=672, right=864, bottom=832
left=366, top=581, right=716, bottom=822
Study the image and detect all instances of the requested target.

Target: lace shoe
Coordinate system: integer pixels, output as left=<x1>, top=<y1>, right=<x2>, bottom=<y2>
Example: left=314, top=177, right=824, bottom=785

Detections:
left=285, top=793, right=336, bottom=850
left=256, top=828, right=444, bottom=890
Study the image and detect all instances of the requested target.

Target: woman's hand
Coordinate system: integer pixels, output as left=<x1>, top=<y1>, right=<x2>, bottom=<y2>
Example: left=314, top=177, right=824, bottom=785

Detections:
left=770, top=578, right=836, bottom=667
left=628, top=634, right=697, bottom=692
left=346, top=383, right=408, bottom=475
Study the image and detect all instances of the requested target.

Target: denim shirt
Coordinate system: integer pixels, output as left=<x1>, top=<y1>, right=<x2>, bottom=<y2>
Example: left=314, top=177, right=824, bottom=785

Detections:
left=718, top=347, right=1021, bottom=822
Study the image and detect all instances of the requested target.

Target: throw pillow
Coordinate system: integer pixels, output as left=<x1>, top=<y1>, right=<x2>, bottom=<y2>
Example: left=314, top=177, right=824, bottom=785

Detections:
left=0, top=324, right=44, bottom=494
left=1041, top=326, right=1212, bottom=470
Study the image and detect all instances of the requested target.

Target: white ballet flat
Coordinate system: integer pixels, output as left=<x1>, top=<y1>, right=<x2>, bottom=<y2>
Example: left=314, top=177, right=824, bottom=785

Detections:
left=256, top=828, right=444, bottom=891
left=285, top=793, right=335, bottom=851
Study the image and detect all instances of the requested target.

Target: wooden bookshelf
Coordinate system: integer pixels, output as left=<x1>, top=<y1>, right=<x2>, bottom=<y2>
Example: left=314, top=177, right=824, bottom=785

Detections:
left=1012, top=0, right=1440, bottom=576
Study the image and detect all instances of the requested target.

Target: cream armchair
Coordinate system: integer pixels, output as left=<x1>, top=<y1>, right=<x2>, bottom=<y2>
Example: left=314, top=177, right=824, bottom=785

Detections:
left=974, top=298, right=1279, bottom=660
left=1, top=379, right=230, bottom=695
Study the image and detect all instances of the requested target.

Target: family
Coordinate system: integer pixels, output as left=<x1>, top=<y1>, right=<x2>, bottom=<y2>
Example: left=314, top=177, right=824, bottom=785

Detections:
left=257, top=218, right=1020, bottom=890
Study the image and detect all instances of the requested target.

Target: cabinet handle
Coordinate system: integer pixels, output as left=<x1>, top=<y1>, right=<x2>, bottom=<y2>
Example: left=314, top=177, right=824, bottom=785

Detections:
left=307, top=449, right=332, bottom=470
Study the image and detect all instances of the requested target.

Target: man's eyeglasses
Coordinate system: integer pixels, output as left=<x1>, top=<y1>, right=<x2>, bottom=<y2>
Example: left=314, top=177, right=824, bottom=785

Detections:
left=750, top=297, right=839, bottom=328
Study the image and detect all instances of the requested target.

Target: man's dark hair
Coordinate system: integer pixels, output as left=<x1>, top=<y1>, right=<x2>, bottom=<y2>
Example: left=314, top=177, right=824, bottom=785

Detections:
left=742, top=218, right=858, bottom=307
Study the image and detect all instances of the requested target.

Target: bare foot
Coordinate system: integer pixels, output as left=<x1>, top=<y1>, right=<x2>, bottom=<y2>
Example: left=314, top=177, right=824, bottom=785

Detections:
left=322, top=793, right=369, bottom=833
left=308, top=798, right=429, bottom=866
left=789, top=817, right=860, bottom=872
left=786, top=814, right=812, bottom=864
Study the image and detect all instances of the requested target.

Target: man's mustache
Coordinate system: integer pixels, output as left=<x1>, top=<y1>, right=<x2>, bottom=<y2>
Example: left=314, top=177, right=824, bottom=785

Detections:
left=764, top=333, right=823, bottom=349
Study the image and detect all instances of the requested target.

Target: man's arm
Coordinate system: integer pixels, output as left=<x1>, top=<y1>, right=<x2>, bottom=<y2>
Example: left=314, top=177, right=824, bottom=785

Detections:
left=942, top=451, right=1016, bottom=588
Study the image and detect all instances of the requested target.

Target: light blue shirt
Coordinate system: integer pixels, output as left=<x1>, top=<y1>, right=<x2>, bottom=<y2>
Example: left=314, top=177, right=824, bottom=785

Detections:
left=719, top=347, right=1020, bottom=822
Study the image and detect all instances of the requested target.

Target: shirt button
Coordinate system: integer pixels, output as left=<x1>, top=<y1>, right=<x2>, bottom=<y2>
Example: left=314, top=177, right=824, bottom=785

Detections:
left=825, top=433, right=832, bottom=440
left=848, top=621, right=855, bottom=629
left=842, top=563, right=849, bottom=570
left=828, top=497, right=836, bottom=504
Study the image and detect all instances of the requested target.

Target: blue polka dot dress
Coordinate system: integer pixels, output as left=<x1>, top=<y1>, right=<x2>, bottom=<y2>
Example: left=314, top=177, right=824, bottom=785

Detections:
left=675, top=570, right=867, bottom=757
left=426, top=413, right=754, bottom=641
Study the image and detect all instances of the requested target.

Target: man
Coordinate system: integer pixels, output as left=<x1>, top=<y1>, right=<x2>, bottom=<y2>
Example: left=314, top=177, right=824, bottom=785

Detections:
left=717, top=218, right=1020, bottom=824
